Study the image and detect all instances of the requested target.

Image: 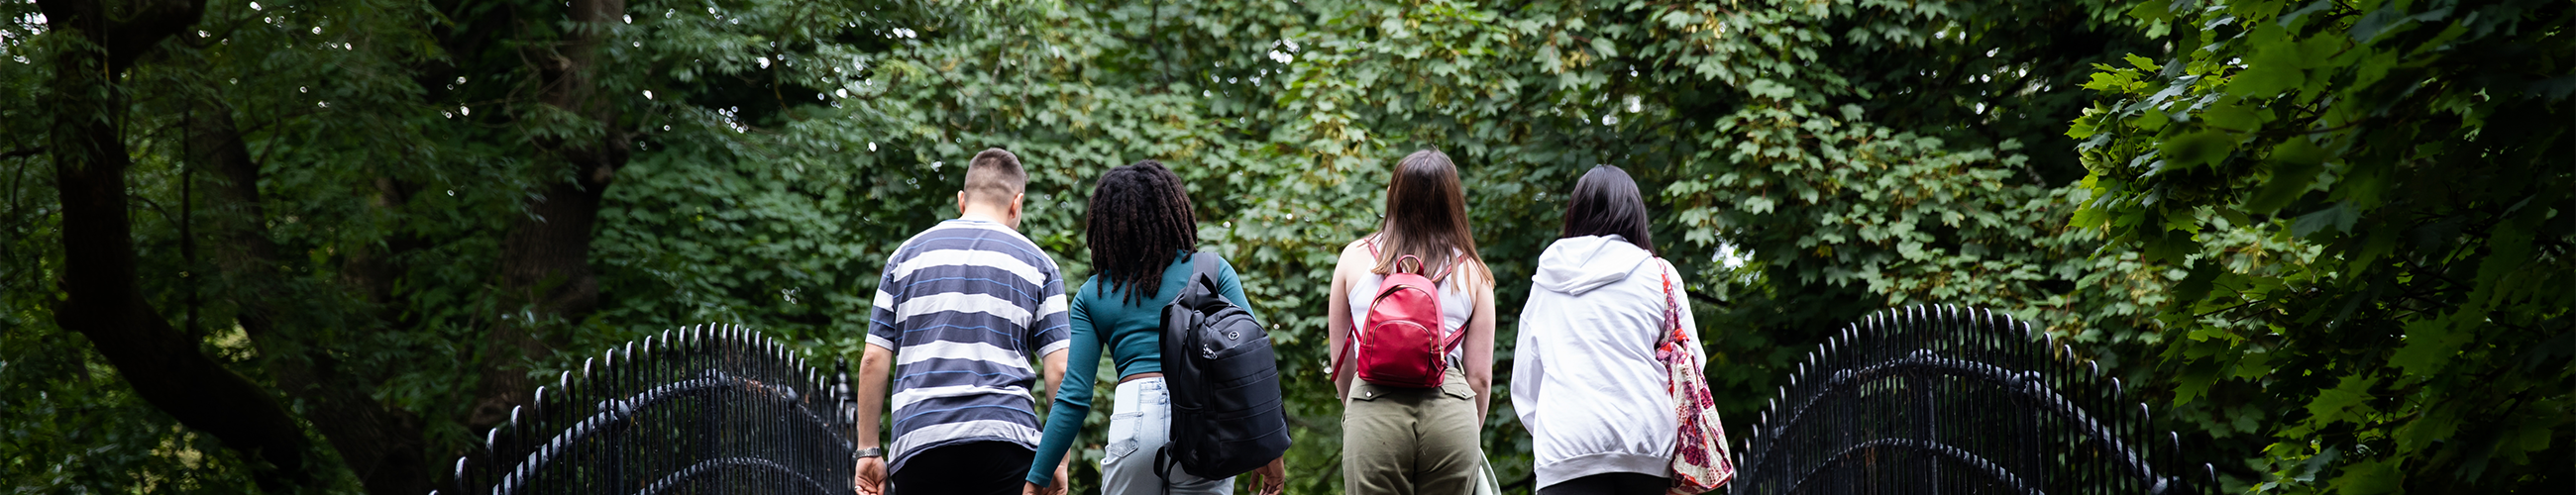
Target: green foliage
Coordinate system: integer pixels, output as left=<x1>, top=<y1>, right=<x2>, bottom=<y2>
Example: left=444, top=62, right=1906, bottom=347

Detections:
left=1, top=328, right=264, bottom=493
left=9, top=0, right=2176, bottom=490
left=2071, top=0, right=2576, bottom=491
left=15, top=0, right=2566, bottom=493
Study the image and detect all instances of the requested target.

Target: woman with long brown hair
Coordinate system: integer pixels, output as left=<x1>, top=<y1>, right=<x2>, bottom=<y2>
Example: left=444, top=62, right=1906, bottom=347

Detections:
left=1327, top=148, right=1499, bottom=494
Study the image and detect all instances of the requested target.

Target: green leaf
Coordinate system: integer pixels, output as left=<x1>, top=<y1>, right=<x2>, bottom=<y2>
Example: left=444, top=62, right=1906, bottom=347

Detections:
left=2228, top=63, right=2304, bottom=98
left=2396, top=404, right=2462, bottom=451
left=2132, top=106, right=2171, bottom=132
left=2128, top=0, right=2177, bottom=22
left=2244, top=145, right=2326, bottom=214
left=2305, top=374, right=2379, bottom=424
left=2291, top=202, right=2359, bottom=239
left=2200, top=102, right=2263, bottom=132
left=2159, top=131, right=2236, bottom=169
left=2142, top=230, right=2200, bottom=263
left=2124, top=52, right=2160, bottom=71
left=1745, top=78, right=1795, bottom=99
left=2294, top=446, right=2342, bottom=482
left=2173, top=259, right=2223, bottom=303
left=2330, top=457, right=2406, bottom=495
left=2390, top=318, right=2465, bottom=375
left=2271, top=136, right=2330, bottom=164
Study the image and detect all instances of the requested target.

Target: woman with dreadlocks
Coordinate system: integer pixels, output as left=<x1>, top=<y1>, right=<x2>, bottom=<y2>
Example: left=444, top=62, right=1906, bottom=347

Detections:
left=1023, top=160, right=1288, bottom=495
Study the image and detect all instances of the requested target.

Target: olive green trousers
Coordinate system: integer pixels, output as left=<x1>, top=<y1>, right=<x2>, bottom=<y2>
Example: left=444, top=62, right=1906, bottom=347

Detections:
left=1342, top=367, right=1484, bottom=495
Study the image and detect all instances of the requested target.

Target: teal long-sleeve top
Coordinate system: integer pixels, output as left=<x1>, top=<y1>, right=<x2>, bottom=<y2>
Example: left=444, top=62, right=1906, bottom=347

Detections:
left=1026, top=252, right=1255, bottom=486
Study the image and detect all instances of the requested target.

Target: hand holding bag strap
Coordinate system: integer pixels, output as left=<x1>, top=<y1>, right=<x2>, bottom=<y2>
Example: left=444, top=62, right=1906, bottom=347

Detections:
left=1660, top=260, right=1684, bottom=346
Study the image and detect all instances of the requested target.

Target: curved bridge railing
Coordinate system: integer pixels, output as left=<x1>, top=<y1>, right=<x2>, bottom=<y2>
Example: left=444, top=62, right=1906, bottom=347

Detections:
left=1735, top=306, right=2215, bottom=495
left=440, top=324, right=858, bottom=495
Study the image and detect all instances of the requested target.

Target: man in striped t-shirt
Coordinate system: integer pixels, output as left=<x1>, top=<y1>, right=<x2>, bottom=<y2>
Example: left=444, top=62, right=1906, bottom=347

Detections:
left=854, top=148, right=1072, bottom=495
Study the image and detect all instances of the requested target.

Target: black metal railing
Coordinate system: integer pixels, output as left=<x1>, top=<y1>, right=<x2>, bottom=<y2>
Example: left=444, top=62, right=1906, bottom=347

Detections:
left=440, top=324, right=859, bottom=495
left=1734, top=306, right=2216, bottom=495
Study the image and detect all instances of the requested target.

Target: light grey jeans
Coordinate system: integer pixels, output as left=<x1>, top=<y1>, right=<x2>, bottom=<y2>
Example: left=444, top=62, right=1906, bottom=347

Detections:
left=1102, top=377, right=1234, bottom=495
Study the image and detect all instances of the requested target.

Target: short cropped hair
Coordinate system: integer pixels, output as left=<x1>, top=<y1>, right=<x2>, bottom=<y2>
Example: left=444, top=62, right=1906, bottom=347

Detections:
left=962, top=148, right=1026, bottom=206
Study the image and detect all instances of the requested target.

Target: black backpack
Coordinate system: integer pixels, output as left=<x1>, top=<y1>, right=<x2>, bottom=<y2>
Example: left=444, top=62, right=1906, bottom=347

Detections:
left=1154, top=252, right=1292, bottom=481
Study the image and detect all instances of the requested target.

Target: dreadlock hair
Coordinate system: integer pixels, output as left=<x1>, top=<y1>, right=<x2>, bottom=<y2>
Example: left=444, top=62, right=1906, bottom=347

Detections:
left=1085, top=160, right=1200, bottom=305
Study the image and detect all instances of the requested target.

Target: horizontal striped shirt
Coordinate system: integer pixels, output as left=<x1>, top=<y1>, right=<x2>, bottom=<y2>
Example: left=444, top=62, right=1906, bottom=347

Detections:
left=869, top=219, right=1071, bottom=472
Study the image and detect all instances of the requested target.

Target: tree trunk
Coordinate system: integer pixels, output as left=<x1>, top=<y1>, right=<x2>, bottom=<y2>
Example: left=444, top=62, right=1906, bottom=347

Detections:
left=190, top=101, right=431, bottom=495
left=36, top=0, right=318, bottom=491
left=468, top=0, right=633, bottom=429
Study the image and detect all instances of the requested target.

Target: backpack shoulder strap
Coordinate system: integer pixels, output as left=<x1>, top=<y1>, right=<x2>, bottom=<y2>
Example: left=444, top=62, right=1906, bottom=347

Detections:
left=1190, top=251, right=1218, bottom=284
left=1429, top=252, right=1460, bottom=283
left=1175, top=250, right=1219, bottom=308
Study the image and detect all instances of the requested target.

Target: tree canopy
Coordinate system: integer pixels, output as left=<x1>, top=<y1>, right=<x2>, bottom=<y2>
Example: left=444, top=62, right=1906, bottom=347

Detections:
left=1, top=0, right=2565, bottom=493
left=2073, top=0, right=2573, bottom=491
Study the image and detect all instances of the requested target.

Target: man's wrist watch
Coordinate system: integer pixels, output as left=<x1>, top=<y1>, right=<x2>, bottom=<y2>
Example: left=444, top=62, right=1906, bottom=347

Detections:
left=855, top=446, right=886, bottom=459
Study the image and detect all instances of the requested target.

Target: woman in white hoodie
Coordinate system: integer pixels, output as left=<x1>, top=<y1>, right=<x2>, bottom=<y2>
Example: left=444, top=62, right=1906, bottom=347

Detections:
left=1512, top=164, right=1702, bottom=495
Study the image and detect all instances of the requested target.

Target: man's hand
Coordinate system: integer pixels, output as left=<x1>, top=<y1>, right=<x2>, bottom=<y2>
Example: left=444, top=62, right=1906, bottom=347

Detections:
left=1249, top=456, right=1288, bottom=495
left=853, top=456, right=887, bottom=495
left=853, top=345, right=894, bottom=495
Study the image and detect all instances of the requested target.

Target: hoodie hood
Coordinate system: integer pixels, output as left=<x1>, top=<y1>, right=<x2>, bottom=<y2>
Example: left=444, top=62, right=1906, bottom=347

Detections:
left=1532, top=235, right=1654, bottom=296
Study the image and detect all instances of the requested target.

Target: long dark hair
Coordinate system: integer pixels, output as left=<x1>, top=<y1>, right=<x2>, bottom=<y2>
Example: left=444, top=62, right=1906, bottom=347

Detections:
left=1560, top=164, right=1655, bottom=254
left=1373, top=148, right=1492, bottom=286
left=1086, top=160, right=1199, bottom=305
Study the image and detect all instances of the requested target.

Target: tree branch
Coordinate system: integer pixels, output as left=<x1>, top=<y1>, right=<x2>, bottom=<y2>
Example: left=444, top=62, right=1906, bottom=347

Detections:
left=38, top=2, right=316, bottom=490
left=0, top=146, right=43, bottom=161
left=192, top=99, right=431, bottom=495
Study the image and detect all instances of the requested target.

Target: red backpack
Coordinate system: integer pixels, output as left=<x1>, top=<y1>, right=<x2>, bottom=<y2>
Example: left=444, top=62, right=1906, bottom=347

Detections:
left=1336, top=238, right=1462, bottom=388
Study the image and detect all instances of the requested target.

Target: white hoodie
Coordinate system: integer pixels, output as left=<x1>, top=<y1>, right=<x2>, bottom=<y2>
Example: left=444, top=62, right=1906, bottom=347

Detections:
left=1512, top=235, right=1702, bottom=489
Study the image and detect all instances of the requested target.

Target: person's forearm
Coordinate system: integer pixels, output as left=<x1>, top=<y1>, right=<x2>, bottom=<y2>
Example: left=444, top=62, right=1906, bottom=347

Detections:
left=1471, top=378, right=1491, bottom=420
left=1040, top=350, right=1067, bottom=405
left=855, top=345, right=893, bottom=448
left=1328, top=263, right=1354, bottom=401
left=1333, top=331, right=1355, bottom=400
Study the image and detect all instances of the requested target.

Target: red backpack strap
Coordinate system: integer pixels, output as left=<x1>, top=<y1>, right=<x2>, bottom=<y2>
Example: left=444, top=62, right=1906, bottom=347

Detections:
left=1365, top=235, right=1462, bottom=282
left=1427, top=253, right=1456, bottom=282
left=1393, top=254, right=1426, bottom=275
